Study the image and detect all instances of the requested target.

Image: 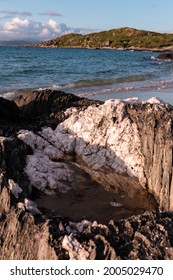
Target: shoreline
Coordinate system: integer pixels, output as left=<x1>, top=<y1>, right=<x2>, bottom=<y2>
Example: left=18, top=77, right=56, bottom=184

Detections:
left=2, top=85, right=173, bottom=106
left=27, top=44, right=173, bottom=53
left=90, top=87, right=173, bottom=104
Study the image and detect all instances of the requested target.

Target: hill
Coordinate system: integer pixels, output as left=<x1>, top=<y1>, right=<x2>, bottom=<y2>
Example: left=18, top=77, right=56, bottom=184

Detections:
left=33, top=27, right=173, bottom=51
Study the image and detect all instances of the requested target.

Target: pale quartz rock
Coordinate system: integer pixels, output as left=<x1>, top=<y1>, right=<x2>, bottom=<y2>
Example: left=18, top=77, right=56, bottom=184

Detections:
left=8, top=179, right=22, bottom=199
left=123, top=97, right=142, bottom=104
left=18, top=130, right=64, bottom=160
left=17, top=99, right=142, bottom=192
left=64, top=107, right=78, bottom=117
left=58, top=99, right=145, bottom=185
left=110, top=202, right=123, bottom=207
left=66, top=226, right=72, bottom=235
left=25, top=152, right=74, bottom=192
left=122, top=96, right=165, bottom=105
left=69, top=220, right=92, bottom=233
left=62, top=234, right=89, bottom=260
left=24, top=198, right=41, bottom=215
left=18, top=98, right=164, bottom=195
left=145, top=97, right=164, bottom=104
left=41, top=128, right=76, bottom=154
left=17, top=202, right=25, bottom=211
left=92, top=221, right=98, bottom=227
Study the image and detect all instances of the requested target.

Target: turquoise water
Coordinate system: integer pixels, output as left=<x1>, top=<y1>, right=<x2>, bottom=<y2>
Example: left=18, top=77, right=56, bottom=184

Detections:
left=1, top=46, right=173, bottom=102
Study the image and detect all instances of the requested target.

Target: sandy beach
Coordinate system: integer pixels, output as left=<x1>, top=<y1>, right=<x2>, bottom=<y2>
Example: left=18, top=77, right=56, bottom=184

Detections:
left=92, top=87, right=173, bottom=104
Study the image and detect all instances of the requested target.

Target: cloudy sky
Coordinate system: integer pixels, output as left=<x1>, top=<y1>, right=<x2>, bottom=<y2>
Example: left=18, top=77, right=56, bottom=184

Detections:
left=0, top=0, right=173, bottom=41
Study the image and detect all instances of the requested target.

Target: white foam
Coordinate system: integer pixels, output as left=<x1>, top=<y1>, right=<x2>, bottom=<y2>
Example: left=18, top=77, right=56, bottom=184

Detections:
left=0, top=91, right=16, bottom=100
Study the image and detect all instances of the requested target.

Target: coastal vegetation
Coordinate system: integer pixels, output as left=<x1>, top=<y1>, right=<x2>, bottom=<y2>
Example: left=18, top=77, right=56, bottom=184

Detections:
left=34, top=27, right=173, bottom=51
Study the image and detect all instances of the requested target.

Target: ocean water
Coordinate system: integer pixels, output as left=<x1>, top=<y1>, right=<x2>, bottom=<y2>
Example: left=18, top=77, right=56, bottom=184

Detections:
left=1, top=46, right=173, bottom=103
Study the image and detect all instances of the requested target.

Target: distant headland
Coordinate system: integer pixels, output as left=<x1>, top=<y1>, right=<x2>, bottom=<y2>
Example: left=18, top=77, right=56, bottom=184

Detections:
left=31, top=27, right=173, bottom=52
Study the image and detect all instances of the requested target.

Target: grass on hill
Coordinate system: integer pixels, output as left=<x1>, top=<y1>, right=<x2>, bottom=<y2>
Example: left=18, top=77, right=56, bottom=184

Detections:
left=36, top=27, right=173, bottom=50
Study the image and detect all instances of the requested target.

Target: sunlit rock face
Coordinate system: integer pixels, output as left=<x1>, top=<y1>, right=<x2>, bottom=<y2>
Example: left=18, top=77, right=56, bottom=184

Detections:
left=18, top=97, right=173, bottom=211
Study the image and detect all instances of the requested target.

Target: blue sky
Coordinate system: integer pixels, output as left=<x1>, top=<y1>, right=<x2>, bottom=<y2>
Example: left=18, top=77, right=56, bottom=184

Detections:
left=0, top=0, right=173, bottom=40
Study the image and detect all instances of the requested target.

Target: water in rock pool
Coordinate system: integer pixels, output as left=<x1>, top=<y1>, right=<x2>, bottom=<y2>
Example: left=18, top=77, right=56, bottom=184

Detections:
left=1, top=46, right=173, bottom=103
left=34, top=160, right=157, bottom=224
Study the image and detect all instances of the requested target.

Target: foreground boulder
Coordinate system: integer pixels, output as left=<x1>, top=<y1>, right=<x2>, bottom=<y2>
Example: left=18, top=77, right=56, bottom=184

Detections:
left=1, top=209, right=173, bottom=259
left=18, top=97, right=173, bottom=212
left=1, top=90, right=173, bottom=259
left=14, top=89, right=103, bottom=129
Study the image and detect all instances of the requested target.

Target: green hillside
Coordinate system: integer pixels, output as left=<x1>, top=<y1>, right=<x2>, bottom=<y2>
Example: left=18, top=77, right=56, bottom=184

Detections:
left=34, top=27, right=173, bottom=51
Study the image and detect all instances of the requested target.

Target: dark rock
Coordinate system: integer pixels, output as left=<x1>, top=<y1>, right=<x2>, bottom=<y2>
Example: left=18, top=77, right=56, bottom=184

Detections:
left=0, top=209, right=57, bottom=260
left=0, top=97, right=23, bottom=137
left=14, top=89, right=103, bottom=129
left=0, top=137, right=32, bottom=199
left=0, top=89, right=102, bottom=134
left=47, top=211, right=173, bottom=260
left=14, top=89, right=102, bottom=116
left=0, top=97, right=20, bottom=120
left=156, top=53, right=173, bottom=60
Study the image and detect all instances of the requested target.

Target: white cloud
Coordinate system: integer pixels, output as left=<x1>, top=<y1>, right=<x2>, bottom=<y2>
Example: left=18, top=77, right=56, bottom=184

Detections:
left=0, top=17, right=94, bottom=40
left=47, top=19, right=61, bottom=33
left=39, top=28, right=50, bottom=38
left=4, top=17, right=30, bottom=30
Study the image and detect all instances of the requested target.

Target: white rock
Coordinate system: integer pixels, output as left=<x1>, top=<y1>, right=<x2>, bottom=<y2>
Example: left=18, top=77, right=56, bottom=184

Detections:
left=17, top=202, right=25, bottom=211
left=17, top=132, right=75, bottom=193
left=8, top=179, right=22, bottom=199
left=62, top=234, right=89, bottom=260
left=123, top=97, right=142, bottom=104
left=145, top=97, right=165, bottom=104
left=92, top=221, right=98, bottom=227
left=18, top=98, right=164, bottom=195
left=24, top=198, right=41, bottom=215
left=110, top=202, right=123, bottom=207
left=69, top=220, right=92, bottom=233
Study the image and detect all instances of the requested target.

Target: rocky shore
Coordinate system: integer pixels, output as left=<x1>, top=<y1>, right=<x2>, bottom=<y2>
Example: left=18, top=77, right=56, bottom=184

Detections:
left=1, top=89, right=173, bottom=260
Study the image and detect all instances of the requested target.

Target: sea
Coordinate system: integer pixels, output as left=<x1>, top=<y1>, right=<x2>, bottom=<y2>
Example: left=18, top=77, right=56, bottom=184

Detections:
left=1, top=46, right=173, bottom=103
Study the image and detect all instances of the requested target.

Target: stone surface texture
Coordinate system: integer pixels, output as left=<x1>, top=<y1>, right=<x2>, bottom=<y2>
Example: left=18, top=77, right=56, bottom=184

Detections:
left=18, top=97, right=173, bottom=211
left=0, top=90, right=173, bottom=260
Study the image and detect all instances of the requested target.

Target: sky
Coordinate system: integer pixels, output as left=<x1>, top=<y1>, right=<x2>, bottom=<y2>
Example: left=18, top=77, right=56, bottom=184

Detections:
left=0, top=0, right=173, bottom=41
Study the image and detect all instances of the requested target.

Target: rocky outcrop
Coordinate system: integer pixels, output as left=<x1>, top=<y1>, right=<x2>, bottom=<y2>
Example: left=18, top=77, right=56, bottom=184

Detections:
left=14, top=89, right=103, bottom=130
left=0, top=209, right=57, bottom=260
left=156, top=53, right=173, bottom=60
left=1, top=90, right=173, bottom=260
left=60, top=211, right=173, bottom=260
left=17, top=97, right=173, bottom=212
left=127, top=100, right=173, bottom=211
